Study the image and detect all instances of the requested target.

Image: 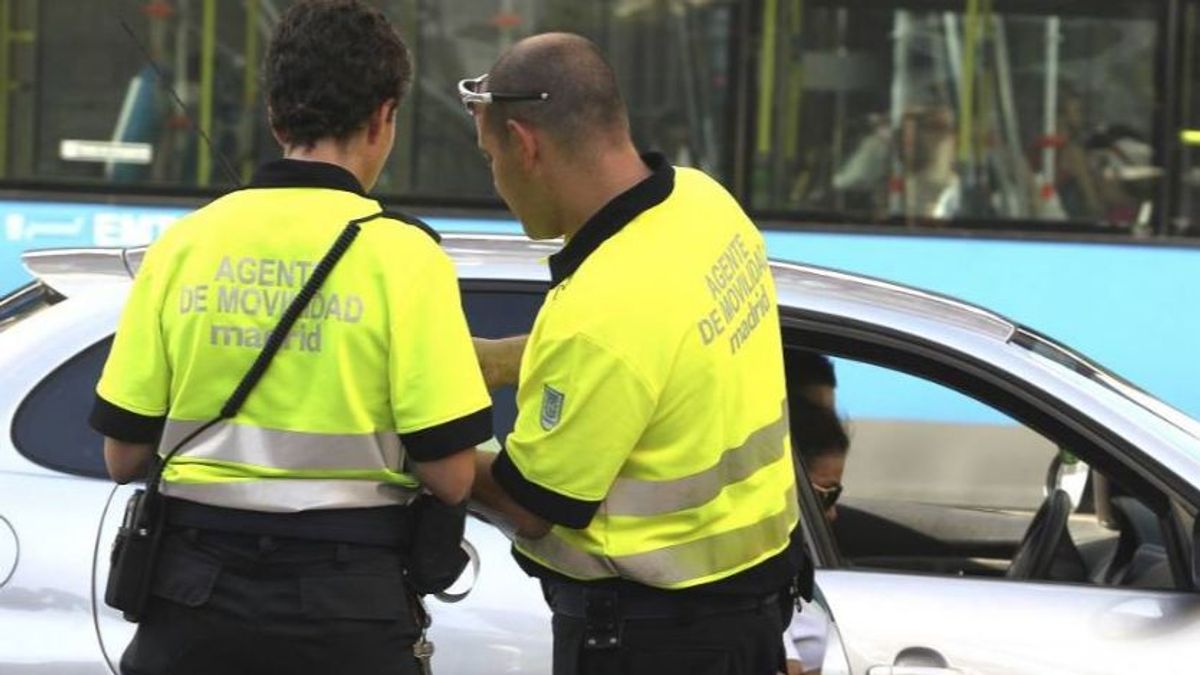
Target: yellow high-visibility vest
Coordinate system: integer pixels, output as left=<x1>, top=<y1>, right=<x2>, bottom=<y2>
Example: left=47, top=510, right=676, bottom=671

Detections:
left=94, top=160, right=491, bottom=512
left=494, top=154, right=797, bottom=589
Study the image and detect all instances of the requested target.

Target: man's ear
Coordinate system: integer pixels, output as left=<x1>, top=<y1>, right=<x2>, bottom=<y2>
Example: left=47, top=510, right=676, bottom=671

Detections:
left=270, top=127, right=288, bottom=150
left=507, top=118, right=539, bottom=170
left=366, top=99, right=397, bottom=144
left=267, top=105, right=289, bottom=149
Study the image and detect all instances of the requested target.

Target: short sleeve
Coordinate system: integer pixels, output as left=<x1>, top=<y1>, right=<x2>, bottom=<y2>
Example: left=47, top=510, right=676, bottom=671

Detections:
left=389, top=248, right=492, bottom=461
left=90, top=244, right=172, bottom=443
left=493, top=333, right=655, bottom=529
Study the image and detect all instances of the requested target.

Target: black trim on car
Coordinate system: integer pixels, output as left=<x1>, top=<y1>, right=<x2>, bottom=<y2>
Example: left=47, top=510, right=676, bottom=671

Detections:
left=0, top=282, right=63, bottom=323
left=459, top=278, right=550, bottom=295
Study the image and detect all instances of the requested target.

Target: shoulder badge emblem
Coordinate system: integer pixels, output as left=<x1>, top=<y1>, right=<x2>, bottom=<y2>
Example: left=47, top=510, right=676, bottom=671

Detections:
left=541, top=385, right=565, bottom=430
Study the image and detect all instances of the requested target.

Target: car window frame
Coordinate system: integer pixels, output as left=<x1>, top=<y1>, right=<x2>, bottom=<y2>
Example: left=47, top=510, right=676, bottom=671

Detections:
left=453, top=279, right=1198, bottom=590
left=779, top=307, right=1195, bottom=591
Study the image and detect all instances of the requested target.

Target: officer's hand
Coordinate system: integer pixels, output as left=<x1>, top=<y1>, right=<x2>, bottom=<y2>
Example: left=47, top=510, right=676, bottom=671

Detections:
left=785, top=659, right=812, bottom=675
left=473, top=335, right=527, bottom=389
left=103, top=437, right=156, bottom=484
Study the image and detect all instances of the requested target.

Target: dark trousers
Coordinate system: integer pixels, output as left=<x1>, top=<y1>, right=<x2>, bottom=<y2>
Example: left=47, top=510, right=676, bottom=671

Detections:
left=121, top=528, right=423, bottom=675
left=549, top=588, right=786, bottom=675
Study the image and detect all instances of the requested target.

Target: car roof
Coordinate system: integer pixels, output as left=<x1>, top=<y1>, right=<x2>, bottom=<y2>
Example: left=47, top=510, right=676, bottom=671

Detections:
left=21, top=233, right=1016, bottom=345
left=16, top=234, right=1200, bottom=493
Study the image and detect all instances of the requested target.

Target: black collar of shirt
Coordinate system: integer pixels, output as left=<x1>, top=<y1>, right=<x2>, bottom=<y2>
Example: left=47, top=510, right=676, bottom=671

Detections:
left=547, top=152, right=674, bottom=287
left=247, top=158, right=367, bottom=196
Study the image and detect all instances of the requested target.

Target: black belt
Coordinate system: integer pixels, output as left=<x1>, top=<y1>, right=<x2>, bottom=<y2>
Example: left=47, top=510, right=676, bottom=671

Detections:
left=544, top=582, right=778, bottom=621
left=546, top=582, right=779, bottom=651
left=164, top=497, right=413, bottom=548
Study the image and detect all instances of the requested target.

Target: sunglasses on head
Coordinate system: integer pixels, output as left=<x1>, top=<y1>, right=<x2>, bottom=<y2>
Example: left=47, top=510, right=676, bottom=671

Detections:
left=457, top=74, right=549, bottom=115
left=812, top=482, right=843, bottom=510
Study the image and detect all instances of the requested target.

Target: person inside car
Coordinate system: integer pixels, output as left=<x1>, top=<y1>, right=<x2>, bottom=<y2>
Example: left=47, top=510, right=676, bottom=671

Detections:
left=788, top=350, right=837, bottom=411
left=782, top=352, right=849, bottom=675
left=785, top=399, right=850, bottom=675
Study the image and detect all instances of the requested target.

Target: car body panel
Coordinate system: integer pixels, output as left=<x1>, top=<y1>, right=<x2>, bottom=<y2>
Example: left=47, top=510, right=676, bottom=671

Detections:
left=817, top=569, right=1200, bottom=675
left=3, top=234, right=1199, bottom=674
left=0, top=473, right=112, bottom=674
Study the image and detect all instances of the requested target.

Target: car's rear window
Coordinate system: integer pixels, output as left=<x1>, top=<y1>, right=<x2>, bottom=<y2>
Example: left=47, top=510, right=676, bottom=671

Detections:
left=12, top=337, right=112, bottom=479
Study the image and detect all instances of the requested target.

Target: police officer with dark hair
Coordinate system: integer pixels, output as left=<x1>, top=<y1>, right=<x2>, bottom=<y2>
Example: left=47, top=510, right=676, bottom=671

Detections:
left=90, top=2, right=491, bottom=673
left=466, top=33, right=806, bottom=675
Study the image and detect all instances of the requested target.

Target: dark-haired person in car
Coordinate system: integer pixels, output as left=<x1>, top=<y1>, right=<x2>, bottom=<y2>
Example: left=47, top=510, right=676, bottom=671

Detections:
left=782, top=353, right=847, bottom=675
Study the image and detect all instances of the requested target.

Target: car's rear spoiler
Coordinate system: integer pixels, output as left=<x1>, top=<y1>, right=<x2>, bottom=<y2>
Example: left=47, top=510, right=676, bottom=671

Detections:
left=20, top=247, right=139, bottom=298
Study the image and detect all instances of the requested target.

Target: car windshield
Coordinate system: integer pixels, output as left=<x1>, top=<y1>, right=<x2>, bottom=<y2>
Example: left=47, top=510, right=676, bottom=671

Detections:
left=1012, top=327, right=1200, bottom=441
left=0, top=282, right=60, bottom=334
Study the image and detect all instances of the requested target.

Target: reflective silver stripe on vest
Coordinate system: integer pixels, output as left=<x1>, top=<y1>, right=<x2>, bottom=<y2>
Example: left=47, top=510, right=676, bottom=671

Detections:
left=517, top=530, right=619, bottom=580
left=604, top=402, right=788, bottom=517
left=162, top=478, right=417, bottom=512
left=518, top=484, right=799, bottom=588
left=160, top=419, right=404, bottom=472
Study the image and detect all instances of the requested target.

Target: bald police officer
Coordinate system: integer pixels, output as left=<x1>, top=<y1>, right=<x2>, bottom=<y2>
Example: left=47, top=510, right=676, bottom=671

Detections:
left=465, top=33, right=806, bottom=675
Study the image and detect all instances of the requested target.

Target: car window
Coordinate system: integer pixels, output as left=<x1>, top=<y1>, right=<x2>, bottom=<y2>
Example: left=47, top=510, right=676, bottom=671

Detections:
left=12, top=337, right=112, bottom=479
left=8, top=286, right=543, bottom=481
left=461, top=287, right=543, bottom=446
left=787, top=349, right=1179, bottom=590
left=832, top=357, right=1056, bottom=510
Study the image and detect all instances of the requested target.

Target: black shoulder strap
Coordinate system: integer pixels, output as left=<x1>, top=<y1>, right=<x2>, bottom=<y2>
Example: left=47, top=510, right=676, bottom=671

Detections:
left=144, top=211, right=385, bottom=498
left=382, top=209, right=441, bottom=243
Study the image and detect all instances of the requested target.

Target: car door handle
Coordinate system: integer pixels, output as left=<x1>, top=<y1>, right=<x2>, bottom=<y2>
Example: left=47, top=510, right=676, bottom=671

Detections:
left=868, top=662, right=960, bottom=667
left=868, top=647, right=962, bottom=675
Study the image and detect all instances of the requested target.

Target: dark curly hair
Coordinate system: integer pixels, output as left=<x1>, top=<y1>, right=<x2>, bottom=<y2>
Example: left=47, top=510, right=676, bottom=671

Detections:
left=786, top=351, right=837, bottom=388
left=266, top=0, right=412, bottom=148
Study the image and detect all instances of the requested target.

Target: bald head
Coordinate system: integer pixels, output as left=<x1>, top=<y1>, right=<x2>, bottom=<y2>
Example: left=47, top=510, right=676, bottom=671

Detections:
left=484, top=33, right=629, bottom=150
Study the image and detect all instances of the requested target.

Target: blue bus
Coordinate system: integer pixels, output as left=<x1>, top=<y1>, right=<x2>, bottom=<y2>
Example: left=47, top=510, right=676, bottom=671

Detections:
left=2, top=0, right=1199, bottom=422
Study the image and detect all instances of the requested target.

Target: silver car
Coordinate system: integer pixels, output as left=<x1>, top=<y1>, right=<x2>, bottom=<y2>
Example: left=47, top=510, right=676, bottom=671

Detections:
left=2, top=234, right=1198, bottom=674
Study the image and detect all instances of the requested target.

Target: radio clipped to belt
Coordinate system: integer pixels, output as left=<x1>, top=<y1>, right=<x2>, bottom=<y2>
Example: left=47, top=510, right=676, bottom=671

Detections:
left=105, top=213, right=379, bottom=622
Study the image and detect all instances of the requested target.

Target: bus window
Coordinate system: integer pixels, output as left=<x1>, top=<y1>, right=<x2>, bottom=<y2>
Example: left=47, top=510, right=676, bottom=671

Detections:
left=751, top=1, right=1163, bottom=232
left=4, top=1, right=1196, bottom=241
left=1179, top=1, right=1200, bottom=235
left=407, top=0, right=736, bottom=200
left=16, top=1, right=736, bottom=205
